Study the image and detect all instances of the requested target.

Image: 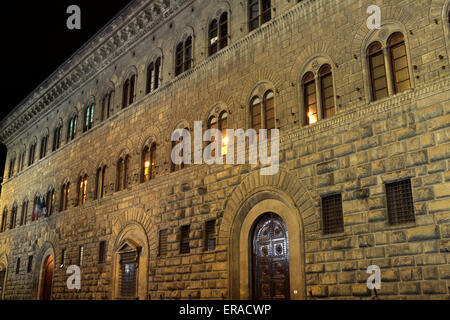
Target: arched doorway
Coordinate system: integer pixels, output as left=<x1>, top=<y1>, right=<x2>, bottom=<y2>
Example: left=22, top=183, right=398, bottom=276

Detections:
left=252, top=213, right=290, bottom=300
left=40, top=255, right=54, bottom=300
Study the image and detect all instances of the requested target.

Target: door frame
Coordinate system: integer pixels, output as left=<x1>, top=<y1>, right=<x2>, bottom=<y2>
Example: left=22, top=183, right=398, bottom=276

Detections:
left=237, top=198, right=305, bottom=300
left=40, top=255, right=55, bottom=300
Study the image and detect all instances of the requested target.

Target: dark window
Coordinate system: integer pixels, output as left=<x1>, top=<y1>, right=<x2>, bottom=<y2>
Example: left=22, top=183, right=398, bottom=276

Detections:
left=20, top=201, right=28, bottom=226
left=207, top=116, right=218, bottom=158
left=99, top=241, right=107, bottom=264
left=219, top=13, right=228, bottom=50
left=303, top=72, right=317, bottom=125
left=102, top=91, right=113, bottom=121
left=28, top=143, right=36, bottom=166
left=83, top=104, right=95, bottom=132
left=264, top=91, right=275, bottom=133
left=175, top=37, right=193, bottom=76
left=248, top=0, right=271, bottom=32
left=52, top=125, right=62, bottom=151
left=122, top=75, right=136, bottom=108
left=10, top=206, right=17, bottom=229
left=209, top=13, right=228, bottom=56
left=208, top=19, right=218, bottom=56
left=95, top=166, right=107, bottom=200
left=146, top=58, right=161, bottom=94
left=251, top=97, right=262, bottom=131
left=18, top=150, right=26, bottom=172
left=388, top=33, right=411, bottom=94
left=158, top=229, right=168, bottom=257
left=27, top=256, right=33, bottom=273
left=40, top=135, right=48, bottom=159
left=117, top=158, right=124, bottom=191
left=8, top=157, right=15, bottom=178
left=0, top=209, right=7, bottom=233
left=16, top=258, right=20, bottom=274
left=171, top=129, right=189, bottom=172
left=322, top=194, right=344, bottom=235
left=368, top=42, right=388, bottom=101
left=46, top=189, right=55, bottom=217
left=180, top=225, right=190, bottom=254
left=319, top=64, right=335, bottom=119
left=205, top=220, right=216, bottom=251
left=386, top=179, right=415, bottom=225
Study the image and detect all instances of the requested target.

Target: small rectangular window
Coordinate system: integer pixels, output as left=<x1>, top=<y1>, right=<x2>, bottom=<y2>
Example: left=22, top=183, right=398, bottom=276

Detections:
left=205, top=220, right=216, bottom=251
left=61, top=249, right=67, bottom=267
left=386, top=179, right=415, bottom=225
left=322, top=194, right=344, bottom=235
left=27, top=256, right=33, bottom=273
left=180, top=225, right=190, bottom=254
left=158, top=229, right=168, bottom=257
left=99, top=241, right=107, bottom=264
left=79, top=246, right=84, bottom=267
left=16, top=258, right=20, bottom=274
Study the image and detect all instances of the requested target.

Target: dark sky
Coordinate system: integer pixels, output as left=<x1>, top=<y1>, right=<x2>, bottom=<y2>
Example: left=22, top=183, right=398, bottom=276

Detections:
left=0, top=0, right=134, bottom=192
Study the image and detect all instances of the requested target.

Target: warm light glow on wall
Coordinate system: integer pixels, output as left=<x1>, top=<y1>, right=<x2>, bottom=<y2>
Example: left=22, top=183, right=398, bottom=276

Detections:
left=308, top=112, right=317, bottom=124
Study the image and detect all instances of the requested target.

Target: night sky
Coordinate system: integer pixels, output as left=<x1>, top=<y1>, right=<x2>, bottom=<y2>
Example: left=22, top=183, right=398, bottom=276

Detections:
left=0, top=0, right=134, bottom=192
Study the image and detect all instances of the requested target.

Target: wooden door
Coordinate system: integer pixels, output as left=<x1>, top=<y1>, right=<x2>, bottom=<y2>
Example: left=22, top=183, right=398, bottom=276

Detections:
left=41, top=256, right=54, bottom=300
left=252, top=213, right=290, bottom=300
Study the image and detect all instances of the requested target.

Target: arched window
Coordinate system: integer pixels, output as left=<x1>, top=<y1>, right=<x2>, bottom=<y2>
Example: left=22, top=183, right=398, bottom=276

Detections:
left=303, top=72, right=317, bottom=125
left=319, top=64, right=335, bottom=119
left=208, top=12, right=228, bottom=56
left=171, top=128, right=189, bottom=172
left=0, top=208, right=7, bottom=233
left=102, top=91, right=114, bottom=121
left=28, top=141, right=36, bottom=166
left=123, top=75, right=136, bottom=108
left=67, top=115, right=78, bottom=142
left=368, top=42, right=388, bottom=101
left=209, top=19, right=219, bottom=56
left=141, top=144, right=156, bottom=183
left=39, top=134, right=48, bottom=159
left=175, top=37, right=193, bottom=76
left=207, top=116, right=218, bottom=157
left=219, top=111, right=229, bottom=155
left=46, top=188, right=55, bottom=217
left=146, top=58, right=161, bottom=94
left=78, top=175, right=88, bottom=206
left=18, top=148, right=26, bottom=173
left=20, top=200, right=28, bottom=226
left=83, top=103, right=95, bottom=132
left=60, top=182, right=70, bottom=211
left=10, top=205, right=17, bottom=230
left=250, top=90, right=276, bottom=134
left=95, top=166, right=107, bottom=200
left=388, top=33, right=411, bottom=94
left=8, top=155, right=15, bottom=179
left=116, top=156, right=129, bottom=191
left=248, top=0, right=271, bottom=32
left=52, top=124, right=62, bottom=151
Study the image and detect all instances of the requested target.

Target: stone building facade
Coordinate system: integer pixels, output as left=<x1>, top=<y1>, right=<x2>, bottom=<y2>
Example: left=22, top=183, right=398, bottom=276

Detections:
left=0, top=0, right=449, bottom=300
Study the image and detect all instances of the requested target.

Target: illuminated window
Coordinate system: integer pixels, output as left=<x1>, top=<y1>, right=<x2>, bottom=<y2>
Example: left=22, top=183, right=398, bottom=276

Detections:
left=248, top=0, right=271, bottom=32
left=83, top=103, right=95, bottom=132
left=209, top=13, right=228, bottom=56
left=60, top=182, right=70, bottom=211
left=303, top=72, right=317, bottom=125
left=78, top=175, right=88, bottom=206
left=67, top=115, right=77, bottom=142
left=175, top=37, right=193, bottom=76
left=141, top=144, right=156, bottom=183
left=219, top=111, right=228, bottom=156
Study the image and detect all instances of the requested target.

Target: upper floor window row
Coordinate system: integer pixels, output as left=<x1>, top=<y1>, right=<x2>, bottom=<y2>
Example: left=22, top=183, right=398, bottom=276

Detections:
left=248, top=0, right=271, bottom=32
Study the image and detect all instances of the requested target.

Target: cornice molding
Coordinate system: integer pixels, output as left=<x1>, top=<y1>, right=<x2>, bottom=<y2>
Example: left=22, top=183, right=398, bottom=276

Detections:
left=0, top=0, right=193, bottom=144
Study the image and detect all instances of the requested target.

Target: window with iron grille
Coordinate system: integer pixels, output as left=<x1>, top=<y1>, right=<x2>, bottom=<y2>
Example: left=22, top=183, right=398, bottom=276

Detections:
left=386, top=179, right=415, bottom=225
left=16, top=258, right=20, bottom=274
left=322, top=194, right=344, bottom=235
left=180, top=225, right=190, bottom=254
left=205, top=220, right=216, bottom=251
left=27, top=256, right=33, bottom=273
left=158, top=229, right=168, bottom=257
left=99, top=241, right=107, bottom=264
left=119, top=252, right=137, bottom=299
